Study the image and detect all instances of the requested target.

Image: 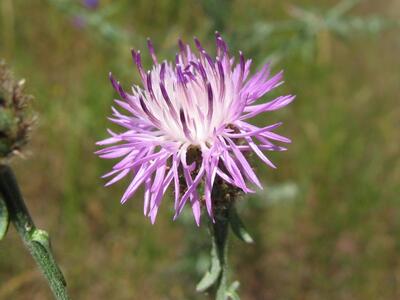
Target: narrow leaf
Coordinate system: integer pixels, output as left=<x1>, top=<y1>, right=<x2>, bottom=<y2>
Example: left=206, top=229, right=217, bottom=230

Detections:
left=229, top=207, right=254, bottom=244
left=226, top=281, right=240, bottom=300
left=196, top=240, right=222, bottom=292
left=0, top=196, right=9, bottom=240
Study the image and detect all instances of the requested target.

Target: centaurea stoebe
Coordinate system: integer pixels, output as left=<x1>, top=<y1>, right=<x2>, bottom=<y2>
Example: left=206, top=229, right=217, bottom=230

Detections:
left=96, top=33, right=294, bottom=225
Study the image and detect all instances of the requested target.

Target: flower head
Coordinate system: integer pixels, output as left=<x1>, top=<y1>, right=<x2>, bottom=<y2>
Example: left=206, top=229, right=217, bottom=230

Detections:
left=0, top=61, right=33, bottom=159
left=96, top=33, right=294, bottom=225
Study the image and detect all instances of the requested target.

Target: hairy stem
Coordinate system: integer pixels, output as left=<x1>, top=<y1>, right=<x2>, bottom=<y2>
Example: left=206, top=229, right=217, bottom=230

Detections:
left=0, top=164, right=69, bottom=300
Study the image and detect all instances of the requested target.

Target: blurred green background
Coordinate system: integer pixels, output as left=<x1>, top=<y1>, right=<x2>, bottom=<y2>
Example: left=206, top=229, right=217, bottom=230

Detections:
left=0, top=0, right=399, bottom=299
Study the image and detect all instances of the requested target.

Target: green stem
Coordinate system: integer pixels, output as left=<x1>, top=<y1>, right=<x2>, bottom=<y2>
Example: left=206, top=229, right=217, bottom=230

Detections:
left=0, top=164, right=69, bottom=300
left=212, top=204, right=230, bottom=300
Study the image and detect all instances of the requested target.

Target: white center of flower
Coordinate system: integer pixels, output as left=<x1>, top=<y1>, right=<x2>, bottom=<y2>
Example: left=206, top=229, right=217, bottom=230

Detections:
left=136, top=58, right=240, bottom=147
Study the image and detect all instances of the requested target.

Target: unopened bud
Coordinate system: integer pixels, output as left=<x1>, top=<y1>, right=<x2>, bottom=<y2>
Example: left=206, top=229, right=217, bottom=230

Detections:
left=0, top=61, right=34, bottom=158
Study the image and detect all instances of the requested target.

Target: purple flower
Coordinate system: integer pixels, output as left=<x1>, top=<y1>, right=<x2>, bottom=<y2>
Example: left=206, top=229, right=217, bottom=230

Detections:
left=96, top=33, right=294, bottom=225
left=83, top=0, right=99, bottom=10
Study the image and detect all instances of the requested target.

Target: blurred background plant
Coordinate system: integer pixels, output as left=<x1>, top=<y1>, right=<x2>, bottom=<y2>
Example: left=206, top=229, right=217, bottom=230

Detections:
left=0, top=0, right=399, bottom=299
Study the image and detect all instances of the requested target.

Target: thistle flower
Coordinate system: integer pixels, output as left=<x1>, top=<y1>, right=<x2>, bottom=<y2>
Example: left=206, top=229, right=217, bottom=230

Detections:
left=0, top=61, right=33, bottom=159
left=96, top=33, right=294, bottom=225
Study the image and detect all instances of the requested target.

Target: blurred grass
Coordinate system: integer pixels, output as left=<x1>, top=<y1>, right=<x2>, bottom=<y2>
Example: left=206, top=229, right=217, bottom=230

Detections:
left=0, top=0, right=399, bottom=299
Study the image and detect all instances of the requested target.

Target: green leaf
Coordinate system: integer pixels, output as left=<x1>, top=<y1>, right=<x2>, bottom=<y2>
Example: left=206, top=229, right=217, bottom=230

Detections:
left=0, top=196, right=9, bottom=240
left=226, top=281, right=240, bottom=300
left=31, top=229, right=51, bottom=249
left=196, top=240, right=222, bottom=292
left=229, top=208, right=254, bottom=244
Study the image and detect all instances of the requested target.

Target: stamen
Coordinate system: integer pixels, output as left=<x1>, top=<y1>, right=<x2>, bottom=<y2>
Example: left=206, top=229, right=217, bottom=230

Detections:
left=146, top=71, right=155, bottom=100
left=176, top=65, right=186, bottom=85
left=179, top=109, right=192, bottom=140
left=147, top=38, right=158, bottom=64
left=238, top=51, right=245, bottom=88
left=117, top=82, right=127, bottom=99
left=202, top=50, right=215, bottom=70
left=131, top=49, right=146, bottom=82
left=216, top=58, right=225, bottom=100
left=207, top=83, right=213, bottom=121
left=160, top=62, right=166, bottom=82
left=215, top=32, right=227, bottom=57
left=190, top=61, right=207, bottom=84
left=178, top=39, right=187, bottom=65
left=193, top=37, right=204, bottom=52
left=160, top=83, right=178, bottom=118
left=139, top=96, right=159, bottom=127
left=178, top=39, right=185, bottom=53
left=109, top=72, right=127, bottom=99
left=109, top=72, right=119, bottom=92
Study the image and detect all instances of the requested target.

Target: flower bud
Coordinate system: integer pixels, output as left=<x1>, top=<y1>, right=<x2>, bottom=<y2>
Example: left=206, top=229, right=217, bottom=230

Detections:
left=0, top=61, right=33, bottom=158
